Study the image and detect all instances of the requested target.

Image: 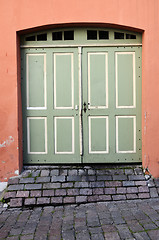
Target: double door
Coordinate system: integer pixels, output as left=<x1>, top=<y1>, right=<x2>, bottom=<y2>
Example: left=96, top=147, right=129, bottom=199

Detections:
left=21, top=46, right=142, bottom=164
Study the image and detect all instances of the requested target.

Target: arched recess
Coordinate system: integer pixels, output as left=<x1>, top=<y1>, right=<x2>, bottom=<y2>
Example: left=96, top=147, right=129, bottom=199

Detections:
left=19, top=26, right=142, bottom=165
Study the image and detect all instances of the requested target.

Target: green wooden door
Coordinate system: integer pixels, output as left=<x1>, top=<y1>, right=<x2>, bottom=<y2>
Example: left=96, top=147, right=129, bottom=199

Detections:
left=82, top=46, right=142, bottom=163
left=21, top=44, right=141, bottom=164
left=21, top=48, right=81, bottom=164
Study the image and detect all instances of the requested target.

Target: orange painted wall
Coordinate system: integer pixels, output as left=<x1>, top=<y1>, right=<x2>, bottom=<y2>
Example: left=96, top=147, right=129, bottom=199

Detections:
left=0, top=0, right=159, bottom=181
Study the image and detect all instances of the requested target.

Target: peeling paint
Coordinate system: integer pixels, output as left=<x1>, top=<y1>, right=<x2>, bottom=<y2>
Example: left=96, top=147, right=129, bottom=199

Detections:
left=144, top=154, right=147, bottom=168
left=0, top=182, right=7, bottom=191
left=0, top=136, right=14, bottom=148
left=15, top=170, right=19, bottom=175
left=144, top=112, right=147, bottom=135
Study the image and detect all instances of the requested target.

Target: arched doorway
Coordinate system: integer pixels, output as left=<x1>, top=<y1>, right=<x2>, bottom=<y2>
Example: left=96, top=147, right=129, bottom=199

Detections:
left=21, top=27, right=142, bottom=164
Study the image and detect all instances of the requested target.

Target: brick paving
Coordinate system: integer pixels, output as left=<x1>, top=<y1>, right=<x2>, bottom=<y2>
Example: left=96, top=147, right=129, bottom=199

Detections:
left=0, top=199, right=159, bottom=239
left=2, top=165, right=159, bottom=208
left=0, top=165, right=157, bottom=209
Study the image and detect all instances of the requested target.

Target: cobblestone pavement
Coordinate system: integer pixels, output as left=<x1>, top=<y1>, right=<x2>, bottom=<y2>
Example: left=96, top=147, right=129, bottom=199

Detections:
left=0, top=199, right=159, bottom=240
left=3, top=165, right=159, bottom=208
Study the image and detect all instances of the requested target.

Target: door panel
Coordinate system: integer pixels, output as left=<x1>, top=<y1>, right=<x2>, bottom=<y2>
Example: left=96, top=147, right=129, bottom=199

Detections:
left=54, top=117, right=74, bottom=154
left=51, top=49, right=80, bottom=163
left=27, top=54, right=46, bottom=109
left=116, top=52, right=135, bottom=108
left=89, top=116, right=109, bottom=153
left=54, top=53, right=74, bottom=109
left=82, top=47, right=111, bottom=163
left=82, top=46, right=142, bottom=163
left=116, top=116, right=136, bottom=153
left=27, top=117, right=47, bottom=154
left=22, top=48, right=80, bottom=164
left=88, top=53, right=108, bottom=108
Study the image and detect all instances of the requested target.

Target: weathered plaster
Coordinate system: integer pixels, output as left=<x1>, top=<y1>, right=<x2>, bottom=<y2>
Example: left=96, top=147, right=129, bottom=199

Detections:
left=0, top=136, right=14, bottom=148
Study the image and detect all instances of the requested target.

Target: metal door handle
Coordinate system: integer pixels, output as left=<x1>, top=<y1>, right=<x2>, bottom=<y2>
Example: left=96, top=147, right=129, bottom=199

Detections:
left=88, top=102, right=90, bottom=110
left=83, top=102, right=87, bottom=113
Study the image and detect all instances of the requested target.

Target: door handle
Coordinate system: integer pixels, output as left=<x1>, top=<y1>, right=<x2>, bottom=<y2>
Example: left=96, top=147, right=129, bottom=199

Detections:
left=83, top=102, right=91, bottom=112
left=83, top=102, right=87, bottom=113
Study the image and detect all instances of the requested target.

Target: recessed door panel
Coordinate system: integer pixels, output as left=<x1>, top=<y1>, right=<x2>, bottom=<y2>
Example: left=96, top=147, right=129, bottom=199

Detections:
left=54, top=53, right=74, bottom=109
left=116, top=116, right=136, bottom=153
left=89, top=116, right=109, bottom=153
left=116, top=52, right=135, bottom=108
left=27, top=117, right=47, bottom=154
left=27, top=54, right=46, bottom=109
left=88, top=53, right=108, bottom=108
left=54, top=117, right=74, bottom=154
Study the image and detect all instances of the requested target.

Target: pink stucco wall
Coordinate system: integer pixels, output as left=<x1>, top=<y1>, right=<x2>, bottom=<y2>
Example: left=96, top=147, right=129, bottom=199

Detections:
left=0, top=0, right=159, bottom=180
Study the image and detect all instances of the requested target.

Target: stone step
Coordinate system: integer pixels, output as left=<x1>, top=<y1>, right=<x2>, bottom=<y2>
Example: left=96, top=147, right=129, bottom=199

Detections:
left=2, top=165, right=159, bottom=208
